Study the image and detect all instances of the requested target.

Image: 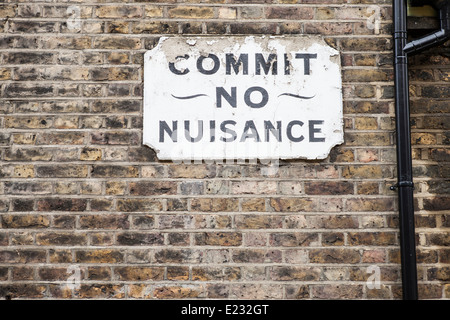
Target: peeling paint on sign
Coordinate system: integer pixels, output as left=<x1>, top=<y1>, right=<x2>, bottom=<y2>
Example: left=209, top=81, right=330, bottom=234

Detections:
left=143, top=36, right=344, bottom=161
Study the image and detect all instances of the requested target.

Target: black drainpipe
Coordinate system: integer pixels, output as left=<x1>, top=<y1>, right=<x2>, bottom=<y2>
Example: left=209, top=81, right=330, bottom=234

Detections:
left=392, top=0, right=450, bottom=300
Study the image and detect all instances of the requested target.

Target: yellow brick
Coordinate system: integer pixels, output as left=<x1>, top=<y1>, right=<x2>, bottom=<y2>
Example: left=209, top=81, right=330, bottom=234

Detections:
left=168, top=6, right=214, bottom=19
left=145, top=5, right=163, bottom=18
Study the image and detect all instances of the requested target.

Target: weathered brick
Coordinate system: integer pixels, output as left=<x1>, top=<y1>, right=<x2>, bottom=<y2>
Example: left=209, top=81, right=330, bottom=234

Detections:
left=190, top=198, right=238, bottom=212
left=116, top=199, right=163, bottom=212
left=78, top=284, right=125, bottom=299
left=235, top=215, right=282, bottom=229
left=116, top=232, right=164, bottom=246
left=195, top=232, right=242, bottom=246
left=91, top=131, right=140, bottom=145
left=266, top=6, right=314, bottom=20
left=91, top=165, right=139, bottom=178
left=345, top=198, right=394, bottom=212
left=75, top=249, right=124, bottom=264
left=37, top=198, right=87, bottom=212
left=270, top=233, right=318, bottom=247
left=168, top=6, right=214, bottom=19
left=270, top=198, right=317, bottom=212
left=129, top=181, right=177, bottom=196
left=309, top=249, right=361, bottom=264
left=311, top=284, right=363, bottom=299
left=95, top=6, right=142, bottom=18
left=36, top=165, right=88, bottom=178
left=0, top=284, right=46, bottom=299
left=114, top=267, right=164, bottom=281
left=1, top=215, right=49, bottom=228
left=153, top=285, right=202, bottom=299
left=270, top=266, right=320, bottom=281
left=80, top=215, right=129, bottom=230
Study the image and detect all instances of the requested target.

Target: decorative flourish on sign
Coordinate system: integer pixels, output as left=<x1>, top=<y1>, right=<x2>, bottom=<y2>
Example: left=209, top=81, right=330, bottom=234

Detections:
left=171, top=94, right=209, bottom=100
left=278, top=93, right=315, bottom=100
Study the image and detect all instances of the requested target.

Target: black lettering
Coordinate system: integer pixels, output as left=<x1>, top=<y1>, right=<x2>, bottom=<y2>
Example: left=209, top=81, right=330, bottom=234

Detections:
left=197, top=54, right=220, bottom=75
left=255, top=53, right=277, bottom=75
left=159, top=120, right=177, bottom=142
left=264, top=121, right=282, bottom=142
left=168, top=55, right=189, bottom=75
left=295, top=53, right=317, bottom=75
left=240, top=120, right=261, bottom=142
left=287, top=120, right=304, bottom=142
left=244, top=86, right=269, bottom=108
left=226, top=54, right=248, bottom=75
left=184, top=120, right=203, bottom=142
left=210, top=120, right=215, bottom=142
left=284, top=53, right=291, bottom=75
left=220, top=120, right=237, bottom=142
left=309, top=120, right=325, bottom=142
left=216, top=87, right=237, bottom=108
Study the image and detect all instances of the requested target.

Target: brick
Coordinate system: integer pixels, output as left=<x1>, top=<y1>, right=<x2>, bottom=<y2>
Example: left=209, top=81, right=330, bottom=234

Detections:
left=153, top=285, right=202, bottom=299
left=4, top=182, right=52, bottom=195
left=75, top=249, right=124, bottom=264
left=270, top=233, right=318, bottom=247
left=91, top=165, right=139, bottom=178
left=91, top=131, right=140, bottom=145
left=230, top=284, right=283, bottom=299
left=340, top=38, right=392, bottom=51
left=348, top=232, right=396, bottom=246
left=36, top=232, right=87, bottom=246
left=79, top=284, right=124, bottom=299
left=232, top=249, right=280, bottom=263
left=0, top=284, right=46, bottom=299
left=145, top=5, right=163, bottom=18
left=270, top=266, right=320, bottom=281
left=37, top=199, right=87, bottom=212
left=93, top=37, right=141, bottom=50
left=95, top=6, right=142, bottom=18
left=270, top=198, right=317, bottom=212
left=4, top=116, right=53, bottom=129
left=305, top=181, right=353, bottom=195
left=235, top=215, right=282, bottom=229
left=80, top=215, right=129, bottom=230
left=309, top=249, right=361, bottom=264
left=80, top=147, right=102, bottom=161
left=311, top=284, right=363, bottom=299
left=231, top=181, right=277, bottom=194
left=36, top=165, right=88, bottom=178
left=129, top=181, right=177, bottom=196
left=88, top=267, right=112, bottom=281
left=132, top=21, right=179, bottom=34
left=190, top=198, right=238, bottom=212
left=192, top=267, right=240, bottom=281
left=345, top=198, right=394, bottom=212
left=195, top=232, right=242, bottom=246
left=304, top=22, right=353, bottom=35
left=36, top=132, right=84, bottom=145
left=241, top=198, right=266, bottom=211
left=11, top=199, right=34, bottom=212
left=342, top=165, right=389, bottom=179
left=165, top=267, right=188, bottom=281
left=168, top=164, right=216, bottom=179
left=168, top=6, right=214, bottom=19
left=154, top=249, right=203, bottom=263
left=114, top=267, right=164, bottom=281
left=266, top=6, right=313, bottom=20
left=1, top=215, right=49, bottom=228
left=116, top=232, right=164, bottom=246
left=116, top=199, right=163, bottom=212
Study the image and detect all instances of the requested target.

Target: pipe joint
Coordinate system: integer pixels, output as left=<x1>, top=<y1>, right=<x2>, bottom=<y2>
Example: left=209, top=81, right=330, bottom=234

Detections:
left=390, top=181, right=415, bottom=191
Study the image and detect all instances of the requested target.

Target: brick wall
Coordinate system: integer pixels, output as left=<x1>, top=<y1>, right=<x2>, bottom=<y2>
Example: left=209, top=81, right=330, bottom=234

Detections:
left=0, top=0, right=448, bottom=300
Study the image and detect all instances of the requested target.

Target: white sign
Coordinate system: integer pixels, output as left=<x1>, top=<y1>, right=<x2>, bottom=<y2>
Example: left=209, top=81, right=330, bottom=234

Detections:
left=144, top=36, right=343, bottom=161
